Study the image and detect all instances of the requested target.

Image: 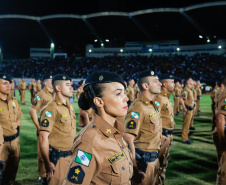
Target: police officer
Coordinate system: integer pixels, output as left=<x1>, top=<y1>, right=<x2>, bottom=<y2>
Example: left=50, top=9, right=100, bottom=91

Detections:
left=174, top=82, right=181, bottom=115
left=155, top=74, right=175, bottom=184
left=126, top=79, right=135, bottom=107
left=189, top=80, right=197, bottom=131
left=194, top=80, right=202, bottom=116
left=134, top=83, right=140, bottom=100
left=180, top=77, right=195, bottom=144
left=36, top=79, right=42, bottom=94
left=78, top=108, right=95, bottom=127
left=0, top=73, right=23, bottom=184
left=124, top=70, right=162, bottom=185
left=39, top=74, right=76, bottom=183
left=51, top=71, right=133, bottom=185
left=29, top=74, right=54, bottom=185
left=76, top=80, right=85, bottom=100
left=19, top=78, right=27, bottom=105
left=10, top=79, right=15, bottom=97
left=29, top=78, right=37, bottom=103
left=213, top=76, right=226, bottom=184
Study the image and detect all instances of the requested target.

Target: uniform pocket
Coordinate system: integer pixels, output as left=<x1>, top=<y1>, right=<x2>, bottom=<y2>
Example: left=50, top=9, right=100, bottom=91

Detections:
left=149, top=115, right=159, bottom=133
left=55, top=117, right=71, bottom=133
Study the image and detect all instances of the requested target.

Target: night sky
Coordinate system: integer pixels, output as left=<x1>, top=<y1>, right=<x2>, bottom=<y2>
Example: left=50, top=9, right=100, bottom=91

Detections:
left=0, top=0, right=225, bottom=58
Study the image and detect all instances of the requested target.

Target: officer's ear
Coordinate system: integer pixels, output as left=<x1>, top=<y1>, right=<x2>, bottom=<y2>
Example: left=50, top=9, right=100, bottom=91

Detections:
left=93, top=97, right=104, bottom=108
left=141, top=83, right=149, bottom=90
left=55, top=85, right=61, bottom=92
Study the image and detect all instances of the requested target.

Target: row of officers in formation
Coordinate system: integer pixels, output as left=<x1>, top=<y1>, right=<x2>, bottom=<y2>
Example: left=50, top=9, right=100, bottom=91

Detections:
left=0, top=70, right=224, bottom=185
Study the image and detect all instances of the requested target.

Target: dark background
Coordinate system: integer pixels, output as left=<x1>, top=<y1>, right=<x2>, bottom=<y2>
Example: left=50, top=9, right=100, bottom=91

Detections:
left=0, top=0, right=225, bottom=58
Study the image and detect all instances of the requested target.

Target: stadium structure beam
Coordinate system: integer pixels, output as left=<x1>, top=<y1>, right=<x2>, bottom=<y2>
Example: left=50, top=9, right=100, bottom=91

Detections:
left=0, top=1, right=225, bottom=20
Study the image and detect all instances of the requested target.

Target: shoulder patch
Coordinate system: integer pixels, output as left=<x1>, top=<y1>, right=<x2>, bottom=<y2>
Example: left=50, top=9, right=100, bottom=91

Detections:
left=75, top=150, right=92, bottom=167
left=78, top=89, right=81, bottom=92
left=12, top=101, right=16, bottom=107
left=184, top=91, right=187, bottom=94
left=32, top=100, right=37, bottom=106
left=41, top=119, right=49, bottom=127
left=221, top=105, right=226, bottom=111
left=130, top=112, right=139, bottom=119
left=36, top=96, right=41, bottom=101
left=67, top=166, right=85, bottom=184
left=45, top=111, right=52, bottom=118
left=225, top=99, right=226, bottom=103
left=108, top=152, right=125, bottom=164
left=127, top=120, right=136, bottom=129
left=126, top=88, right=129, bottom=91
left=155, top=101, right=160, bottom=106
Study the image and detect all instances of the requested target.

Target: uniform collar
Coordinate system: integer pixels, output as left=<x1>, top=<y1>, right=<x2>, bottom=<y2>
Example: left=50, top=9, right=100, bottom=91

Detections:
left=93, top=114, right=125, bottom=138
left=160, top=90, right=169, bottom=97
left=138, top=94, right=155, bottom=106
left=44, top=87, right=54, bottom=94
left=55, top=94, right=66, bottom=106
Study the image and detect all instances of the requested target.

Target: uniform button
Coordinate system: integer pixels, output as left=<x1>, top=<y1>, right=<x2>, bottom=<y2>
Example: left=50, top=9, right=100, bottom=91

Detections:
left=122, top=166, right=125, bottom=170
left=121, top=145, right=124, bottom=149
left=93, top=125, right=96, bottom=128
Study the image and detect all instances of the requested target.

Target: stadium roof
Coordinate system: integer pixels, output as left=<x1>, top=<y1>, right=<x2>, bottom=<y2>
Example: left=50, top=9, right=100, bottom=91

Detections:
left=0, top=0, right=226, bottom=58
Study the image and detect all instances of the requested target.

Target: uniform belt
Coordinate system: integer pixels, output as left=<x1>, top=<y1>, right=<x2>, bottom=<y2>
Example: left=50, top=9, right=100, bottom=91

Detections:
left=4, top=126, right=20, bottom=142
left=175, top=95, right=181, bottom=97
left=197, top=95, right=201, bottom=100
left=162, top=128, right=174, bottom=137
left=185, top=104, right=194, bottom=111
left=49, top=145, right=72, bottom=159
left=135, top=148, right=159, bottom=173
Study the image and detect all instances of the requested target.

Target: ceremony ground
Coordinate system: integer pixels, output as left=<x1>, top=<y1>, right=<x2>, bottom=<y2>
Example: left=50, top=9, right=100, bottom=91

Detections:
left=14, top=91, right=217, bottom=185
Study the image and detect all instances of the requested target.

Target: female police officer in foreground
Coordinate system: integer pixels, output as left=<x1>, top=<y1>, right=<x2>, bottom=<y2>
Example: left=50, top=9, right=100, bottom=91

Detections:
left=50, top=71, right=134, bottom=185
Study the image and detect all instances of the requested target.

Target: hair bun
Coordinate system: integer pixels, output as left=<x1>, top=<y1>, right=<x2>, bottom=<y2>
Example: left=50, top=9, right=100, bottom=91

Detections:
left=78, top=92, right=91, bottom=110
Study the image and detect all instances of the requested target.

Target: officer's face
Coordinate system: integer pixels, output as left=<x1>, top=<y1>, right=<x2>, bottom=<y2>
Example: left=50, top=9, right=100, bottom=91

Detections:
left=45, top=79, right=53, bottom=89
left=147, top=76, right=162, bottom=94
left=164, top=79, right=175, bottom=92
left=61, top=80, right=73, bottom=98
left=100, top=82, right=129, bottom=117
left=37, top=80, right=41, bottom=84
left=0, top=79, right=11, bottom=95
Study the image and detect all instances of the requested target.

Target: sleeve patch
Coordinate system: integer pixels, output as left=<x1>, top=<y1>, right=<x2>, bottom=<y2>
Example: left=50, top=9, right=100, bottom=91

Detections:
left=155, top=101, right=160, bottom=107
left=130, top=112, right=139, bottom=119
left=221, top=105, right=226, bottom=111
left=127, top=120, right=136, bottom=129
left=68, top=166, right=85, bottom=184
left=32, top=100, right=37, bottom=106
left=40, top=119, right=49, bottom=127
left=75, top=150, right=92, bottom=167
left=36, top=96, right=41, bottom=101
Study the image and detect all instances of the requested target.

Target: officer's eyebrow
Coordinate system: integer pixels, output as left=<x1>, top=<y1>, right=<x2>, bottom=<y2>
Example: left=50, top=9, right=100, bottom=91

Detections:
left=113, top=88, right=123, bottom=92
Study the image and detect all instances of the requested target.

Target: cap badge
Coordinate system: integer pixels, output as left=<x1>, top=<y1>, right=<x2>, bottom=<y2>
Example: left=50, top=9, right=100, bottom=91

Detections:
left=170, top=75, right=173, bottom=78
left=50, top=76, right=52, bottom=78
left=151, top=71, right=154, bottom=75
left=3, top=75, right=6, bottom=79
left=63, top=76, right=66, bottom=80
left=99, top=75, right=104, bottom=81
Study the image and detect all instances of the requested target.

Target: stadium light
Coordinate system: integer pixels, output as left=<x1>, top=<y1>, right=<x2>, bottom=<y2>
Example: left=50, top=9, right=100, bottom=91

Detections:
left=120, top=49, right=123, bottom=52
left=94, top=39, right=98, bottom=42
left=199, top=35, right=203, bottom=38
left=207, top=39, right=210, bottom=43
left=214, top=36, right=217, bottom=38
left=177, top=48, right=180, bottom=51
left=50, top=43, right=55, bottom=59
left=218, top=45, right=222, bottom=49
left=105, top=39, right=109, bottom=42
left=149, top=49, right=152, bottom=52
left=89, top=49, right=92, bottom=52
left=101, top=43, right=104, bottom=47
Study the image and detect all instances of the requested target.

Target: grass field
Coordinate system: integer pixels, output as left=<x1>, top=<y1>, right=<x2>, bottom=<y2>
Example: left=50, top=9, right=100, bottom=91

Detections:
left=14, top=90, right=217, bottom=185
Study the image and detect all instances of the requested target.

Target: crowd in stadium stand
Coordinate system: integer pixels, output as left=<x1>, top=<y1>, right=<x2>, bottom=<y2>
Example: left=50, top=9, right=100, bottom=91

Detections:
left=0, top=54, right=224, bottom=81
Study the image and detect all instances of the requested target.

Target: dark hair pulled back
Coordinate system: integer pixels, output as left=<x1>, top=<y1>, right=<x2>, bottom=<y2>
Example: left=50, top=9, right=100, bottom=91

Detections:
left=78, top=83, right=105, bottom=113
